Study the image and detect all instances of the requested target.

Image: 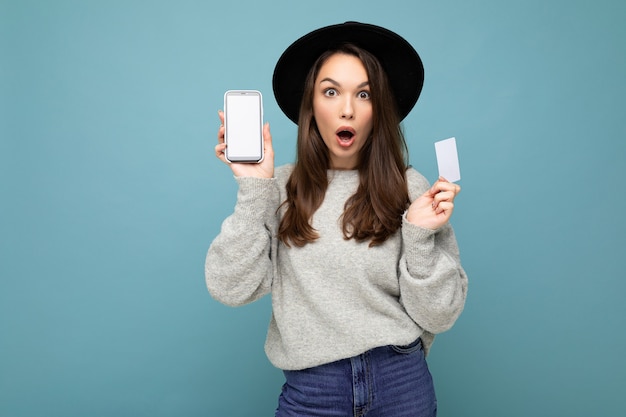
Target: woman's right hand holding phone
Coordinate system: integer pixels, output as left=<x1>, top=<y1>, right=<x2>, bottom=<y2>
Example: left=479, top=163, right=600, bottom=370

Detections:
left=215, top=110, right=274, bottom=179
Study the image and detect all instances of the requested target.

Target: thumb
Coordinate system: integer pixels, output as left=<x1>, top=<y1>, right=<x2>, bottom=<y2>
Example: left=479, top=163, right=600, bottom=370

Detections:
left=263, top=122, right=273, bottom=152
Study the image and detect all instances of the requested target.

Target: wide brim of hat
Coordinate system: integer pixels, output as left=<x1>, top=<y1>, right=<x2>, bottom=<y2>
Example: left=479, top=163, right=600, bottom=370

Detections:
left=272, top=21, right=424, bottom=124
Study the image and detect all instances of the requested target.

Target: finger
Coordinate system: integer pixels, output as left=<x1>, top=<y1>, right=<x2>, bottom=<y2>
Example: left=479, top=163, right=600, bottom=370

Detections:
left=430, top=180, right=460, bottom=197
left=431, top=188, right=454, bottom=209
left=262, top=122, right=274, bottom=157
left=434, top=201, right=454, bottom=215
left=215, top=143, right=227, bottom=160
left=431, top=191, right=454, bottom=211
left=263, top=122, right=272, bottom=146
left=429, top=178, right=446, bottom=196
left=442, top=180, right=461, bottom=195
left=217, top=128, right=225, bottom=145
left=216, top=110, right=226, bottom=143
left=433, top=189, right=455, bottom=203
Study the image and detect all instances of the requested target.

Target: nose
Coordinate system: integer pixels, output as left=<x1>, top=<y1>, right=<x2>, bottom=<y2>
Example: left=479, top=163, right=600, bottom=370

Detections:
left=340, top=97, right=354, bottom=119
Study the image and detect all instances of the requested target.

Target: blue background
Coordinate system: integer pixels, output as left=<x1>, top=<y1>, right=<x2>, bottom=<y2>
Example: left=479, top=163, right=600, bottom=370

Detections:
left=2, top=1, right=625, bottom=416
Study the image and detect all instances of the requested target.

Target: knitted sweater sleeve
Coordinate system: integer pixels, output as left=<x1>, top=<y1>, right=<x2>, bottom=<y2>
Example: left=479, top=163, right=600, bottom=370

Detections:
left=205, top=175, right=280, bottom=307
left=398, top=168, right=469, bottom=334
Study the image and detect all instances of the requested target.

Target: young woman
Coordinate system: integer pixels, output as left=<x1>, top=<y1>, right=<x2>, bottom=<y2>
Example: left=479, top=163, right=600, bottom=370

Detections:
left=206, top=22, right=468, bottom=417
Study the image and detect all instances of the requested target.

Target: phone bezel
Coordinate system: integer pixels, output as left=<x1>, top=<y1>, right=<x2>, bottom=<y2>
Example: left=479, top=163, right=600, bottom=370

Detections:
left=224, top=90, right=264, bottom=163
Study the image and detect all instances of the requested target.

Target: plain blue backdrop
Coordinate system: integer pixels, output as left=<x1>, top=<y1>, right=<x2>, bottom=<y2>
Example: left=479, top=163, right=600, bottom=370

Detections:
left=2, top=1, right=625, bottom=416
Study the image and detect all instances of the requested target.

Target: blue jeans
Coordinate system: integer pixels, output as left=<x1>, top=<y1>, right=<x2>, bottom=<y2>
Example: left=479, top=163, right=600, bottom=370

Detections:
left=275, top=338, right=437, bottom=417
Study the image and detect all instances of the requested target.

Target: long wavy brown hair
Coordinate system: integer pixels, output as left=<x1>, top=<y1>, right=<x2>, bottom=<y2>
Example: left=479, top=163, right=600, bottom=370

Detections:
left=278, top=43, right=410, bottom=247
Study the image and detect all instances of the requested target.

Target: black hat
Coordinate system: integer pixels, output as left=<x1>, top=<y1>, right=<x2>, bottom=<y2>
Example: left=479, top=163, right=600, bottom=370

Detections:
left=272, top=21, right=424, bottom=124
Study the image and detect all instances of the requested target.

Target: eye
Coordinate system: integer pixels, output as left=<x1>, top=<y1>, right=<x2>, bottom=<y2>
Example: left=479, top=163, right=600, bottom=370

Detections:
left=323, top=88, right=338, bottom=97
left=358, top=91, right=371, bottom=100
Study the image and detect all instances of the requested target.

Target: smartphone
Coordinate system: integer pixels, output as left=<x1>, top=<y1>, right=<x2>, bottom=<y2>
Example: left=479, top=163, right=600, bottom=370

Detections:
left=224, top=90, right=264, bottom=163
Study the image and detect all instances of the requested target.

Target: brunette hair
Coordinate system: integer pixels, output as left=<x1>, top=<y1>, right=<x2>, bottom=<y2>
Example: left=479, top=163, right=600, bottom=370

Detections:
left=278, top=43, right=410, bottom=247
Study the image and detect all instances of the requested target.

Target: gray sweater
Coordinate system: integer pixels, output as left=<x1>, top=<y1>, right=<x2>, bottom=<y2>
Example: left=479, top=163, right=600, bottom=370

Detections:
left=205, top=164, right=468, bottom=371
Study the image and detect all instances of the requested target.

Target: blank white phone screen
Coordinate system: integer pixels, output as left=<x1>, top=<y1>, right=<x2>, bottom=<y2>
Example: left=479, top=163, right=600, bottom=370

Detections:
left=226, top=92, right=262, bottom=162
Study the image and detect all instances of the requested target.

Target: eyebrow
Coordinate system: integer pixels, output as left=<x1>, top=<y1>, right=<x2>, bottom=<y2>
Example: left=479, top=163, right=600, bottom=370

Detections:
left=319, top=77, right=370, bottom=89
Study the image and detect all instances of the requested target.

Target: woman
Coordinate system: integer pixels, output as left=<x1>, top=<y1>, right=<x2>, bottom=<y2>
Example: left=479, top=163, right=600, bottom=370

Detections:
left=207, top=22, right=468, bottom=417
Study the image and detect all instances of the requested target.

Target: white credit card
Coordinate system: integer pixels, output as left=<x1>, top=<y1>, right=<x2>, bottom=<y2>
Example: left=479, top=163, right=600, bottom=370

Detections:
left=434, top=137, right=461, bottom=182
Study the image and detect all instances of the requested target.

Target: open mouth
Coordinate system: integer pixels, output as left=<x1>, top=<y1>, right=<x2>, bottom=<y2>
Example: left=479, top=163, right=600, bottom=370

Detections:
left=336, top=127, right=356, bottom=145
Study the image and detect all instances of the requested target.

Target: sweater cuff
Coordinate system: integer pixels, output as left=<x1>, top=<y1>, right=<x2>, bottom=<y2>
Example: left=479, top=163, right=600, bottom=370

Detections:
left=233, top=176, right=279, bottom=219
left=401, top=213, right=438, bottom=274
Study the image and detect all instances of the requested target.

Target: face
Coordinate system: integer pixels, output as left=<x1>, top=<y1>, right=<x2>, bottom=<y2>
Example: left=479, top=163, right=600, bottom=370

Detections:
left=313, top=53, right=373, bottom=170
